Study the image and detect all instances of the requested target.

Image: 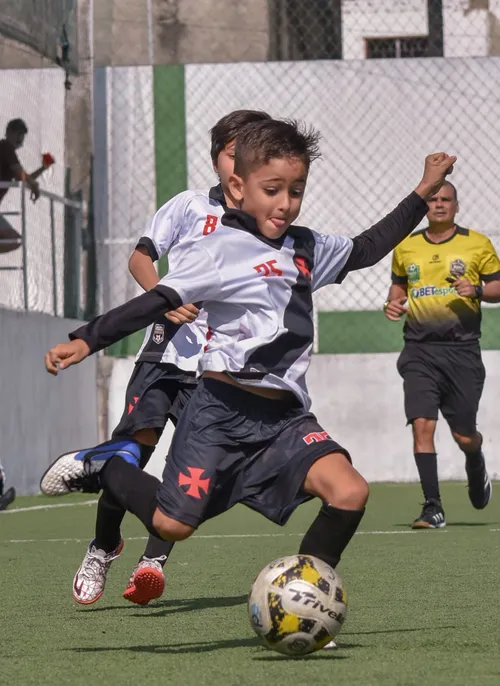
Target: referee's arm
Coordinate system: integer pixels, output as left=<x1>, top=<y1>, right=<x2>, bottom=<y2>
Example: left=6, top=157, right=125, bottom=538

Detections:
left=384, top=282, right=408, bottom=321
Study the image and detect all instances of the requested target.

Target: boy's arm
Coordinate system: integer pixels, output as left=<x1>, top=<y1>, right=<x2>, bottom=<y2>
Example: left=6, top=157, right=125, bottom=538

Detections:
left=45, top=242, right=222, bottom=375
left=128, top=245, right=199, bottom=325
left=128, top=245, right=160, bottom=291
left=337, top=153, right=456, bottom=280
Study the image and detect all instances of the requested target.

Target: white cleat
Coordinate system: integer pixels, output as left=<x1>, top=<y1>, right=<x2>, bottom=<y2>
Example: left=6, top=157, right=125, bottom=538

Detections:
left=72, top=539, right=124, bottom=605
left=40, top=451, right=102, bottom=495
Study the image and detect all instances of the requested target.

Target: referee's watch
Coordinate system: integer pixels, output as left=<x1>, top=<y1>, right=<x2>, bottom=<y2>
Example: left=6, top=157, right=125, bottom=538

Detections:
left=472, top=285, right=483, bottom=300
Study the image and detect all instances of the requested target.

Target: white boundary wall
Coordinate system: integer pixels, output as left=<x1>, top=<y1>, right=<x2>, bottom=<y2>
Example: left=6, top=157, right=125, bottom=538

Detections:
left=108, top=351, right=500, bottom=483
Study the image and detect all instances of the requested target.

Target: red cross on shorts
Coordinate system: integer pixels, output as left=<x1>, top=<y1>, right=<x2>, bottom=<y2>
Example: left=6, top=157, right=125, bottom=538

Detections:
left=178, top=467, right=211, bottom=499
left=127, top=396, right=140, bottom=415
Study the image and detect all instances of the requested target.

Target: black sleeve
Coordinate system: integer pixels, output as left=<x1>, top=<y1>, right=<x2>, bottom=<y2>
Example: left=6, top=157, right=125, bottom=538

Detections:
left=336, top=192, right=428, bottom=282
left=69, top=286, right=183, bottom=355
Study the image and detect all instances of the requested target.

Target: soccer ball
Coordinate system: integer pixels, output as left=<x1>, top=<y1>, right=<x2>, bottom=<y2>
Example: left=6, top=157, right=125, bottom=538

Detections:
left=248, top=554, right=347, bottom=656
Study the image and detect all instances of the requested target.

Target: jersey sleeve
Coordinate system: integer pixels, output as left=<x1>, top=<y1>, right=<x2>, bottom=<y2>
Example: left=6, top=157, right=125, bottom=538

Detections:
left=391, top=247, right=408, bottom=284
left=135, top=192, right=191, bottom=261
left=155, top=240, right=223, bottom=304
left=478, top=238, right=500, bottom=282
left=310, top=233, right=353, bottom=291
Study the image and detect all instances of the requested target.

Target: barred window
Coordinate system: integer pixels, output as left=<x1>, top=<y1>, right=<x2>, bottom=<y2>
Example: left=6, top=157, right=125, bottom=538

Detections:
left=366, top=36, right=430, bottom=59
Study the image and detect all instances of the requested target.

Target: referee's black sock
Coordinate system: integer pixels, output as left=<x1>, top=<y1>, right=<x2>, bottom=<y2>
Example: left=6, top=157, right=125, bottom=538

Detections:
left=100, top=456, right=163, bottom=539
left=299, top=504, right=365, bottom=569
left=414, top=452, right=440, bottom=502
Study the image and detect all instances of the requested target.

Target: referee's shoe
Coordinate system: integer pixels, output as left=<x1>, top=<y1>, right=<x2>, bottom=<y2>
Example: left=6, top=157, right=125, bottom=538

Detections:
left=411, top=499, right=446, bottom=529
left=466, top=453, right=492, bottom=510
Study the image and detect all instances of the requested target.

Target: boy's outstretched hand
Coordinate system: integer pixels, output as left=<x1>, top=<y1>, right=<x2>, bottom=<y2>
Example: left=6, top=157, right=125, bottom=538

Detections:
left=45, top=339, right=90, bottom=375
left=415, top=152, right=457, bottom=200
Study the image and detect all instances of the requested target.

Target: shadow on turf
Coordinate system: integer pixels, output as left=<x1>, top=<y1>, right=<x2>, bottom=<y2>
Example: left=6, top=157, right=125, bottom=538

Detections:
left=80, top=594, right=248, bottom=615
left=394, top=522, right=491, bottom=528
left=68, top=637, right=355, bottom=657
left=342, top=625, right=456, bottom=636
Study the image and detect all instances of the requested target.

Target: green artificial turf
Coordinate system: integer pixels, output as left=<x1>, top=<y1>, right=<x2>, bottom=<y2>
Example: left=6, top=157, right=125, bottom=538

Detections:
left=1, top=483, right=499, bottom=685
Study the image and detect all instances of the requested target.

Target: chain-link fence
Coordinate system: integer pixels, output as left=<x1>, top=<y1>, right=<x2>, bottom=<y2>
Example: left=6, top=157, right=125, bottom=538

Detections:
left=93, top=0, right=500, bottom=355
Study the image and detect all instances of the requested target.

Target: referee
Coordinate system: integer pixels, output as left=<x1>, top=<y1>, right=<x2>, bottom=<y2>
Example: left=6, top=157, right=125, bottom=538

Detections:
left=384, top=181, right=500, bottom=528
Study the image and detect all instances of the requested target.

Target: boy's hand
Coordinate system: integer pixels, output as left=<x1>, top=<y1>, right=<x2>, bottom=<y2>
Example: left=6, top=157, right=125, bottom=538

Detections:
left=165, top=303, right=199, bottom=325
left=414, top=152, right=457, bottom=200
left=384, top=297, right=408, bottom=321
left=45, top=339, right=90, bottom=375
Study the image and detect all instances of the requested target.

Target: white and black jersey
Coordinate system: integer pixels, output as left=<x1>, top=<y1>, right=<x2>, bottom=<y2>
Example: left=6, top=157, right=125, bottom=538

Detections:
left=134, top=184, right=226, bottom=373
left=72, top=192, right=428, bottom=409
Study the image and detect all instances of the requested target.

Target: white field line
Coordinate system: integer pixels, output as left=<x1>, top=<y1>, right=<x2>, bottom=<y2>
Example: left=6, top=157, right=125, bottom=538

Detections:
left=1, top=530, right=449, bottom=545
left=0, top=499, right=98, bottom=514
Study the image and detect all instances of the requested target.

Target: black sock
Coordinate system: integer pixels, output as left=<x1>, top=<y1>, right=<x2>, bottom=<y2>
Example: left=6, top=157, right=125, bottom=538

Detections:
left=94, top=490, right=126, bottom=552
left=299, top=503, right=365, bottom=569
left=138, top=444, right=155, bottom=470
left=100, top=456, right=163, bottom=539
left=141, top=536, right=174, bottom=564
left=93, top=443, right=157, bottom=552
left=414, top=452, right=440, bottom=502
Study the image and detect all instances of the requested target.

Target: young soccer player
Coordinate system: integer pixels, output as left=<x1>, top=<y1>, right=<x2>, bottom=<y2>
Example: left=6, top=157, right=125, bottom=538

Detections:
left=42, top=121, right=455, bottom=620
left=57, top=109, right=272, bottom=606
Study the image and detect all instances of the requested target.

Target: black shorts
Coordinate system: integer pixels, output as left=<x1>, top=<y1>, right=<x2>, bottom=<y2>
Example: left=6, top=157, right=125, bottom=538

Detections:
left=112, top=361, right=196, bottom=439
left=156, top=378, right=349, bottom=528
left=397, top=342, right=485, bottom=435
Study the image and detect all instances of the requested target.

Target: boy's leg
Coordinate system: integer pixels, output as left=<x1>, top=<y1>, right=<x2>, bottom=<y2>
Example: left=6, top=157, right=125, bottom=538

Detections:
left=71, top=363, right=188, bottom=605
left=298, top=451, right=368, bottom=570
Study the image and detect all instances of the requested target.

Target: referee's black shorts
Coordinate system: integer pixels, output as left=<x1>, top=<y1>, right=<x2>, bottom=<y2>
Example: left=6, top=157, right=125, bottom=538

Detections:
left=397, top=341, right=485, bottom=435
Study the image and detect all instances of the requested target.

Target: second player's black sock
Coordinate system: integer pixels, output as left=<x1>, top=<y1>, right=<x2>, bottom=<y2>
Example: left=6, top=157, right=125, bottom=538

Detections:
left=100, top=456, right=163, bottom=539
left=141, top=536, right=174, bottom=565
left=299, top=503, right=365, bottom=569
left=94, top=490, right=126, bottom=552
left=414, top=452, right=440, bottom=502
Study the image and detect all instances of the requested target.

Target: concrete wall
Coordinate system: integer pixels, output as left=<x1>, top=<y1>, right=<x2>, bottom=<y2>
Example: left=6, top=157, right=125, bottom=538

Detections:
left=0, top=308, right=99, bottom=495
left=107, top=350, right=500, bottom=483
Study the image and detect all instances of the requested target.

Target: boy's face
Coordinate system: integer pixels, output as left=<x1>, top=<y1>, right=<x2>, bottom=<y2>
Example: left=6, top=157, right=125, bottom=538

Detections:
left=213, top=140, right=236, bottom=192
left=229, top=156, right=307, bottom=239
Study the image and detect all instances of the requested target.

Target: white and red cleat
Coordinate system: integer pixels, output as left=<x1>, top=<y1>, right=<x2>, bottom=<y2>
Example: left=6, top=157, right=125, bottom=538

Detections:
left=123, top=556, right=166, bottom=605
left=72, top=539, right=124, bottom=605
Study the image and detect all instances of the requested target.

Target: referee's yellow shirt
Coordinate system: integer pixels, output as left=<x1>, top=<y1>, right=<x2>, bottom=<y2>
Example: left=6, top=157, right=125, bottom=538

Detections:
left=391, top=226, right=500, bottom=343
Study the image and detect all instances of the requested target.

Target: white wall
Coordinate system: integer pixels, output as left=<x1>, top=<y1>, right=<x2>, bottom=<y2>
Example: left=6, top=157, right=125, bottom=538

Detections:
left=107, top=350, right=500, bottom=483
left=0, top=308, right=99, bottom=495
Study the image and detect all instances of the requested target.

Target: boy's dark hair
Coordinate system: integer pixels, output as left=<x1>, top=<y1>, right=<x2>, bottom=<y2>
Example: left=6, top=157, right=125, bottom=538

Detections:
left=6, top=118, right=28, bottom=135
left=210, top=110, right=272, bottom=162
left=233, top=119, right=321, bottom=178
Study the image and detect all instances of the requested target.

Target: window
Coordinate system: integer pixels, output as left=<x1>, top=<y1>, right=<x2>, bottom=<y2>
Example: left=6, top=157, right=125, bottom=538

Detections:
left=365, top=36, right=429, bottom=59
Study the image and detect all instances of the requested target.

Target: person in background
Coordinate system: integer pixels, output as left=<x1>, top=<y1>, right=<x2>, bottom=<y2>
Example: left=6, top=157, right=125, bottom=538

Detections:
left=0, top=118, right=54, bottom=253
left=385, top=181, right=500, bottom=529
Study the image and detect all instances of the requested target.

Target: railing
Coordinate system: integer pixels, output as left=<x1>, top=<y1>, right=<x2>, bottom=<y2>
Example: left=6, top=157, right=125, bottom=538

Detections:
left=0, top=181, right=83, bottom=316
